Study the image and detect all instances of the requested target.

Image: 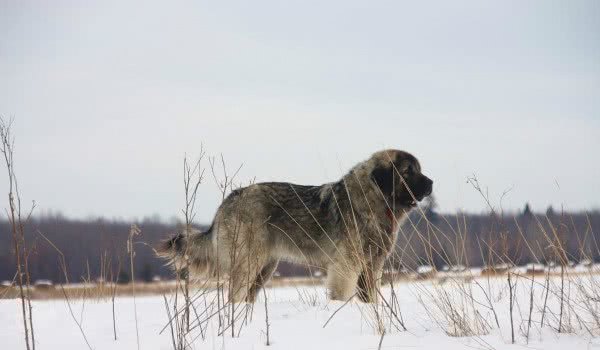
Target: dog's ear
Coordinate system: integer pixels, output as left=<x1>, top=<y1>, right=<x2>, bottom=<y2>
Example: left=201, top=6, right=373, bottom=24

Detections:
left=370, top=164, right=394, bottom=196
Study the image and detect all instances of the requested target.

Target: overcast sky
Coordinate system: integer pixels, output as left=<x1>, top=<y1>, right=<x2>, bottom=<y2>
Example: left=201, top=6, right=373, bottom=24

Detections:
left=1, top=0, right=599, bottom=223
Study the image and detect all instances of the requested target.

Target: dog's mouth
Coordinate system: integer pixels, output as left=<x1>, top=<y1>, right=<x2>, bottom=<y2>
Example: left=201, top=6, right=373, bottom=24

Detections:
left=401, top=193, right=427, bottom=208
left=402, top=198, right=419, bottom=208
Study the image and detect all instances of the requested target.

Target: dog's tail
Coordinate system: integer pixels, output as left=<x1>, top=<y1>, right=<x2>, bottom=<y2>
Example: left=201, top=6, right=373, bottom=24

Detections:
left=157, top=225, right=214, bottom=278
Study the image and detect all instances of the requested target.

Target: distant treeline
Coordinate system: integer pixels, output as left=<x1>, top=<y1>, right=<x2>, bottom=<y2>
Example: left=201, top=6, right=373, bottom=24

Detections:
left=395, top=203, right=600, bottom=270
left=1, top=204, right=599, bottom=283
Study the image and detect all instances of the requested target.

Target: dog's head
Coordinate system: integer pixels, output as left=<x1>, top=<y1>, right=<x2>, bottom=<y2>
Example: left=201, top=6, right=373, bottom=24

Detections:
left=369, top=150, right=433, bottom=209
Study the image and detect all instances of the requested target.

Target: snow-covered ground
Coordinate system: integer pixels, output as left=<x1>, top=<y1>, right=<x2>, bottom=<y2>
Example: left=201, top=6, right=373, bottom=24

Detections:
left=3, top=274, right=600, bottom=349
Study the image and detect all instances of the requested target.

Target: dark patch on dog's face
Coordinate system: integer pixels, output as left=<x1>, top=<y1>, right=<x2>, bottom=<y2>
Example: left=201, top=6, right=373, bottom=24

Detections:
left=370, top=166, right=395, bottom=196
left=370, top=151, right=433, bottom=208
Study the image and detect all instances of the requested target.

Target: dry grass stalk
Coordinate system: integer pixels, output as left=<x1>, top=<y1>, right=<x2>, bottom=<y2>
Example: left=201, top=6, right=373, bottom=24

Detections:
left=1, top=118, right=35, bottom=350
left=36, top=229, right=93, bottom=349
left=127, top=224, right=141, bottom=350
left=263, top=287, right=271, bottom=346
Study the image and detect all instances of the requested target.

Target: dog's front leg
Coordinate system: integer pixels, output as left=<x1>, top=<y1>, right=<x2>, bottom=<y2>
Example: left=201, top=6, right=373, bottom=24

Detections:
left=326, top=263, right=360, bottom=301
left=356, top=255, right=386, bottom=303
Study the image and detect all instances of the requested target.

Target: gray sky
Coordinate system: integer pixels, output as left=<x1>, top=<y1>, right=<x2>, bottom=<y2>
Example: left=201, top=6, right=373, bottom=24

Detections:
left=1, top=0, right=599, bottom=223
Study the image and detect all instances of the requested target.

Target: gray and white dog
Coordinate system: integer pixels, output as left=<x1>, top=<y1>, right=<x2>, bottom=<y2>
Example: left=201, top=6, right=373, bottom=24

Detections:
left=158, top=149, right=432, bottom=303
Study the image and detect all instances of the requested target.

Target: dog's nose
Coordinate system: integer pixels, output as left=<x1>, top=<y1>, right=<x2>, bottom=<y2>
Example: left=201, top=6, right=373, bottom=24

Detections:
left=424, top=178, right=433, bottom=196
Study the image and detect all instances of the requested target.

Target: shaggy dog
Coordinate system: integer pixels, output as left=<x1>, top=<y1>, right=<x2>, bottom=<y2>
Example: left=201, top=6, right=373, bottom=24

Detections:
left=159, top=149, right=432, bottom=303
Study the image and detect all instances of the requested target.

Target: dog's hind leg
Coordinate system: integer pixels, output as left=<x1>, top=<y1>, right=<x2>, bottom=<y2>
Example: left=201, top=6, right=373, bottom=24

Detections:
left=227, top=262, right=251, bottom=303
left=228, top=249, right=270, bottom=303
left=245, top=259, right=280, bottom=303
left=229, top=258, right=266, bottom=303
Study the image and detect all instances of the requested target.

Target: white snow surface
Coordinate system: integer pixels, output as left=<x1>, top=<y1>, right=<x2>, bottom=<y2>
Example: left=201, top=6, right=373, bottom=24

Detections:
left=3, top=275, right=600, bottom=349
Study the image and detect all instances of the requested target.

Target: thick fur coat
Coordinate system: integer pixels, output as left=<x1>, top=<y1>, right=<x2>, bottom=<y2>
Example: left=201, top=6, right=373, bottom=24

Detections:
left=159, top=149, right=433, bottom=303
